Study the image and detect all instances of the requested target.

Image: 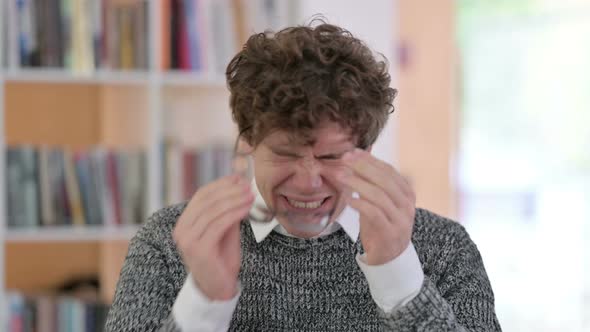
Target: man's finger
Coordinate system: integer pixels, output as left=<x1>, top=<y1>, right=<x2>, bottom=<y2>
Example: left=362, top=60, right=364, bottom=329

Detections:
left=338, top=173, right=399, bottom=223
left=348, top=196, right=394, bottom=235
left=360, top=152, right=414, bottom=199
left=201, top=203, right=252, bottom=248
left=189, top=182, right=250, bottom=225
left=343, top=150, right=412, bottom=207
left=178, top=176, right=249, bottom=232
left=192, top=174, right=241, bottom=201
left=191, top=192, right=254, bottom=240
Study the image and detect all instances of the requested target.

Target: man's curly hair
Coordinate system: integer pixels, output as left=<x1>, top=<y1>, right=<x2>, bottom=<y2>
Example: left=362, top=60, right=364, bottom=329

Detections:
left=226, top=21, right=397, bottom=149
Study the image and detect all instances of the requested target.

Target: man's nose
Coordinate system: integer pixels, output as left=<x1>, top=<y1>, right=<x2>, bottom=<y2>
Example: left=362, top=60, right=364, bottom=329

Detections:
left=292, top=157, right=323, bottom=189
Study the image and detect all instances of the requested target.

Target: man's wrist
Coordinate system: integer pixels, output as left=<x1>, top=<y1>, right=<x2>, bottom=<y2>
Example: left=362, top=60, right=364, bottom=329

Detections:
left=173, top=273, right=240, bottom=331
left=356, top=242, right=424, bottom=312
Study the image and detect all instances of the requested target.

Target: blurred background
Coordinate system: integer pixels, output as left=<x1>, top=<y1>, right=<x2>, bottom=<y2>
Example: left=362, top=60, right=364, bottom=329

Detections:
left=455, top=0, right=590, bottom=330
left=0, top=0, right=589, bottom=331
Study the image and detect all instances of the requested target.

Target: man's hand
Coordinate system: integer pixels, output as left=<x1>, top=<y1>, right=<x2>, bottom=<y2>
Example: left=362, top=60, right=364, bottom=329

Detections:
left=173, top=175, right=254, bottom=300
left=338, top=149, right=416, bottom=265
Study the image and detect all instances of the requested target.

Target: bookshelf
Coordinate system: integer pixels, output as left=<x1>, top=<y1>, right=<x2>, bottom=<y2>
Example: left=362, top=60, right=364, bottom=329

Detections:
left=4, top=225, right=141, bottom=243
left=2, top=69, right=151, bottom=85
left=0, top=0, right=396, bottom=330
left=0, top=0, right=299, bottom=329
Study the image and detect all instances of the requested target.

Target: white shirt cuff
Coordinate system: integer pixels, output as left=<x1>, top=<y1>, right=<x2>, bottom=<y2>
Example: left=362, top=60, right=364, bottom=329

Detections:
left=356, top=242, right=424, bottom=312
left=172, top=273, right=240, bottom=332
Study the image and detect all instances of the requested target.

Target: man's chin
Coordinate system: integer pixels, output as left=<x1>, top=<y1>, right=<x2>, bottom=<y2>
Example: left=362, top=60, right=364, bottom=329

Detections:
left=280, top=224, right=324, bottom=239
left=277, top=214, right=332, bottom=238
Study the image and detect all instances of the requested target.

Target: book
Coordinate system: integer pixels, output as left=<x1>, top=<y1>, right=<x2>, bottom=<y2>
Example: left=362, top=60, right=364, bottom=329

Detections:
left=163, top=0, right=283, bottom=73
left=197, top=144, right=216, bottom=188
left=5, top=145, right=147, bottom=229
left=92, top=148, right=114, bottom=227
left=60, top=0, right=73, bottom=69
left=163, top=141, right=234, bottom=202
left=184, top=0, right=202, bottom=71
left=4, top=0, right=148, bottom=71
left=177, top=0, right=190, bottom=70
left=48, top=148, right=70, bottom=226
left=2, top=0, right=19, bottom=68
left=16, top=0, right=35, bottom=67
left=63, top=149, right=86, bottom=226
left=71, top=0, right=94, bottom=73
left=117, top=5, right=134, bottom=70
left=20, top=146, right=40, bottom=228
left=38, top=146, right=56, bottom=226
left=127, top=150, right=146, bottom=224
left=106, top=151, right=122, bottom=225
left=8, top=292, right=25, bottom=332
left=133, top=1, right=148, bottom=69
left=164, top=141, right=183, bottom=206
left=7, top=291, right=110, bottom=332
left=75, top=151, right=97, bottom=226
left=6, top=148, right=23, bottom=227
left=161, top=0, right=171, bottom=70
left=36, top=295, right=57, bottom=332
left=182, top=149, right=196, bottom=199
left=5, top=146, right=40, bottom=228
left=39, top=0, right=63, bottom=67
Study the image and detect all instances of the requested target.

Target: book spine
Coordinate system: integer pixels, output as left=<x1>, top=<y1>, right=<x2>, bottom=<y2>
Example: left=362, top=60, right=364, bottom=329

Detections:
left=63, top=149, right=86, bottom=226
left=177, top=0, right=190, bottom=70
left=6, top=145, right=147, bottom=228
left=184, top=0, right=201, bottom=71
left=38, top=147, right=56, bottom=226
left=182, top=149, right=195, bottom=199
left=170, top=0, right=181, bottom=69
left=161, top=0, right=171, bottom=70
left=21, top=146, right=40, bottom=227
left=106, top=151, right=122, bottom=225
left=6, top=147, right=23, bottom=228
left=91, top=0, right=103, bottom=69
left=60, top=0, right=73, bottom=69
left=118, top=5, right=134, bottom=69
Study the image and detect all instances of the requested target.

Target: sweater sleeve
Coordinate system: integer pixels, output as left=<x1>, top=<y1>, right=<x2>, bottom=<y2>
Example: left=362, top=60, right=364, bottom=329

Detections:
left=104, top=234, right=183, bottom=332
left=378, top=225, right=502, bottom=331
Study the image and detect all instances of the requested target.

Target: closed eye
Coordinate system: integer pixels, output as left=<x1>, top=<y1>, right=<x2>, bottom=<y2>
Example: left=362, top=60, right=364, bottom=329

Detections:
left=317, top=152, right=347, bottom=160
left=317, top=147, right=356, bottom=161
left=318, top=154, right=341, bottom=160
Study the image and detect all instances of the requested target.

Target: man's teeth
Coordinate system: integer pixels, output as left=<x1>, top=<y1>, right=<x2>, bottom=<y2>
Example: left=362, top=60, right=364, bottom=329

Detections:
left=287, top=198, right=323, bottom=209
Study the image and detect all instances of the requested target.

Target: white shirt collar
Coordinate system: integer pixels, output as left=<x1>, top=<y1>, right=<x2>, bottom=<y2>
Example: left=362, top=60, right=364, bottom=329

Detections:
left=248, top=180, right=359, bottom=243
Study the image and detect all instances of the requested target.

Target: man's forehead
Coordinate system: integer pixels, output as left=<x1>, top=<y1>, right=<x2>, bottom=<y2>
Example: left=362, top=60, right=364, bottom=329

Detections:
left=265, top=129, right=354, bottom=147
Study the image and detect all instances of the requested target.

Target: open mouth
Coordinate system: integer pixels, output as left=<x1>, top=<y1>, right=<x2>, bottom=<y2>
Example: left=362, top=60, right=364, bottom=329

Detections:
left=281, top=195, right=332, bottom=212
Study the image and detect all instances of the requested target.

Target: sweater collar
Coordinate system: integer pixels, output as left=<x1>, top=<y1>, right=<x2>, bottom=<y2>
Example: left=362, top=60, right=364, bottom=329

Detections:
left=248, top=180, right=359, bottom=243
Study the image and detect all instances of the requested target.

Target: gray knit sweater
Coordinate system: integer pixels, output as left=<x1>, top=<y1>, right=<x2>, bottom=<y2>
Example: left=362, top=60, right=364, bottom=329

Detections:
left=105, top=203, right=501, bottom=331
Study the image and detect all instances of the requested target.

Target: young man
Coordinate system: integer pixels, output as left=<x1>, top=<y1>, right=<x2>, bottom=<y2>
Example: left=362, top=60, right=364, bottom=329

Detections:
left=105, top=23, right=501, bottom=331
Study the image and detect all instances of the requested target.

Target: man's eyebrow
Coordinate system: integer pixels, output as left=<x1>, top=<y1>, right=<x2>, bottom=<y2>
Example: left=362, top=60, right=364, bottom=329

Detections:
left=266, top=135, right=353, bottom=150
left=325, top=136, right=353, bottom=144
left=316, top=148, right=353, bottom=158
left=268, top=145, right=299, bottom=154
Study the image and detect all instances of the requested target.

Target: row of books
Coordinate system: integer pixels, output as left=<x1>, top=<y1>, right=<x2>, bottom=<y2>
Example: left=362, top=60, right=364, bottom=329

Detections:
left=1, top=0, right=148, bottom=72
left=161, top=0, right=293, bottom=73
left=7, top=292, right=108, bottom=332
left=1, top=0, right=294, bottom=74
left=162, top=141, right=234, bottom=206
left=6, top=146, right=146, bottom=229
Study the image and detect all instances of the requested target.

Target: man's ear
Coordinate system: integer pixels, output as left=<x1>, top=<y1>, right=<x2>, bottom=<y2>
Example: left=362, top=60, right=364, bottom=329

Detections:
left=366, top=145, right=373, bottom=153
left=236, top=137, right=254, bottom=154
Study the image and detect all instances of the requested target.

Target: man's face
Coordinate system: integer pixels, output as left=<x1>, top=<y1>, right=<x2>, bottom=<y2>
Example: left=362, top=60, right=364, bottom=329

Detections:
left=252, top=121, right=361, bottom=238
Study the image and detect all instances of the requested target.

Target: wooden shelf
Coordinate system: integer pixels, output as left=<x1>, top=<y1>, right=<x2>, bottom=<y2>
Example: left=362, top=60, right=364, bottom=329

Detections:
left=4, top=225, right=141, bottom=242
left=2, top=69, right=150, bottom=85
left=1, top=69, right=229, bottom=87
left=161, top=71, right=227, bottom=87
